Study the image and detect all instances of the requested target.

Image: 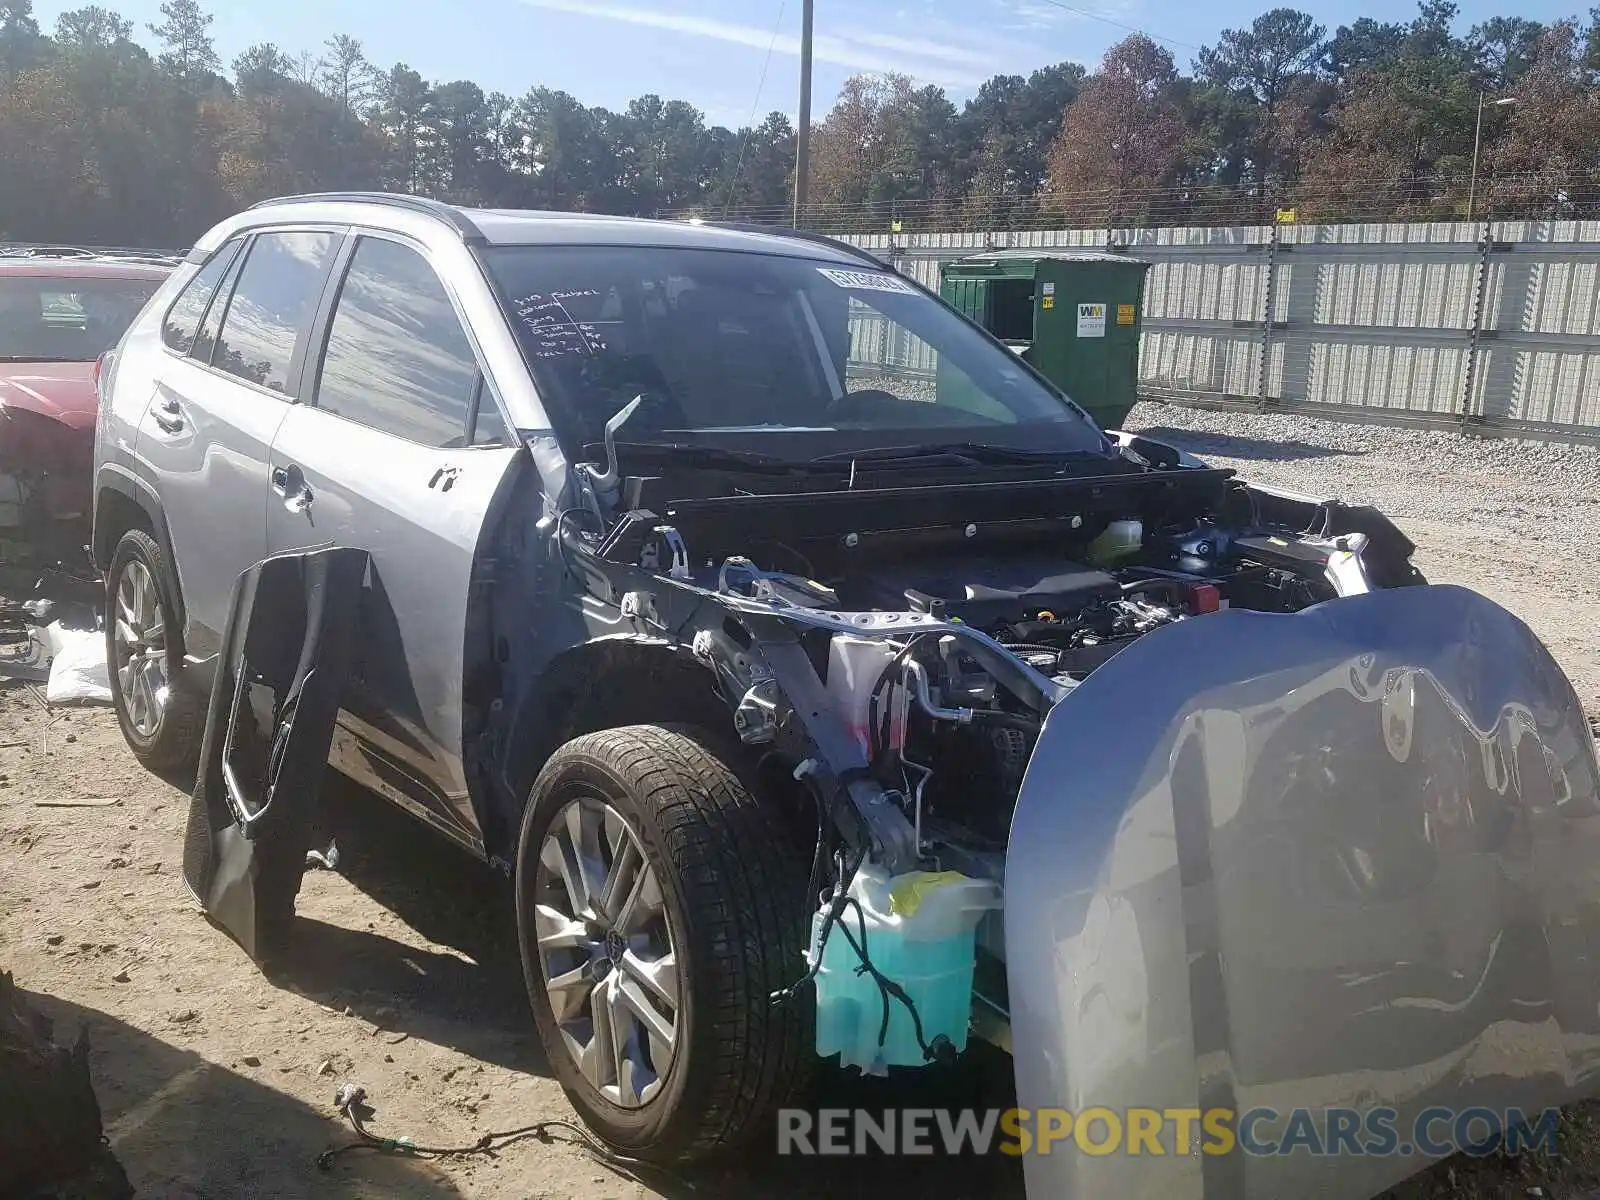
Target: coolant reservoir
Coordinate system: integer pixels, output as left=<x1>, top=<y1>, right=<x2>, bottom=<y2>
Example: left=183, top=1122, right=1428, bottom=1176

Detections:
left=808, top=864, right=1001, bottom=1072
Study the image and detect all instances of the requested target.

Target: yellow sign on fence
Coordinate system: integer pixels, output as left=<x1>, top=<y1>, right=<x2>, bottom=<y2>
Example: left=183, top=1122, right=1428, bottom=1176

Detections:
left=1275, top=208, right=1298, bottom=224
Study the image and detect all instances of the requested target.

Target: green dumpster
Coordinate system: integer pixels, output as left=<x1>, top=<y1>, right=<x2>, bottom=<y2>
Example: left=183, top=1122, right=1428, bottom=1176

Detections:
left=940, top=250, right=1152, bottom=430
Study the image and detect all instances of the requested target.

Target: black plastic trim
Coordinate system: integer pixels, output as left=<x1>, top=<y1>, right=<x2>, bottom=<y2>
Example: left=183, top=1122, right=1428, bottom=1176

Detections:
left=600, top=466, right=1237, bottom=559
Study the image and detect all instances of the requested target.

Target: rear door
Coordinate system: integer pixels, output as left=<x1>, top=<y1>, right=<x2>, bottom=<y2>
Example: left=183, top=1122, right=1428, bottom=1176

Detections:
left=137, top=229, right=340, bottom=655
left=264, top=232, right=521, bottom=852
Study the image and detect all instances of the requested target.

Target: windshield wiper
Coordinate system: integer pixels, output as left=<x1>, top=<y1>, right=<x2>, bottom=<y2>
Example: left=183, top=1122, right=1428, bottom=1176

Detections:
left=598, top=440, right=833, bottom=474
left=809, top=442, right=1107, bottom=466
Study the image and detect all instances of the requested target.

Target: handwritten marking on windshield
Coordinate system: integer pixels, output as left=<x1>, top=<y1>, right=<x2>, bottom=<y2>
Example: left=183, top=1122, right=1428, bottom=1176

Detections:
left=513, top=291, right=608, bottom=359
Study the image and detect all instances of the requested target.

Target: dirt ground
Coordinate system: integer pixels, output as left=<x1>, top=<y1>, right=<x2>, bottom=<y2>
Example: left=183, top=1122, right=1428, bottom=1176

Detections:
left=3, top=493, right=1600, bottom=1198
left=0, top=685, right=1036, bottom=1200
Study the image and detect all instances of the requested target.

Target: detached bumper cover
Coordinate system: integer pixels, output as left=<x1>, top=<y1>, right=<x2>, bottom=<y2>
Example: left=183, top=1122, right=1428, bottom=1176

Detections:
left=1006, top=584, right=1600, bottom=1200
left=182, top=547, right=368, bottom=963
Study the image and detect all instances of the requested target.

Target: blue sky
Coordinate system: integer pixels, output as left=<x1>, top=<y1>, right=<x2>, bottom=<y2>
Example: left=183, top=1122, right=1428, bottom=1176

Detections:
left=33, top=0, right=1581, bottom=127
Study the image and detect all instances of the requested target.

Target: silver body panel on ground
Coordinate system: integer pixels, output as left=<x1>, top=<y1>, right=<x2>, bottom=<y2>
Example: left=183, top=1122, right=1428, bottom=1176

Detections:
left=1007, top=583, right=1600, bottom=1200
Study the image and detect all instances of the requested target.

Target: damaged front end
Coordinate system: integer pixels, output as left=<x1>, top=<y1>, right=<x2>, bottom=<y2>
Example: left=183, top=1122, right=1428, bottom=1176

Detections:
left=546, top=419, right=1600, bottom=1191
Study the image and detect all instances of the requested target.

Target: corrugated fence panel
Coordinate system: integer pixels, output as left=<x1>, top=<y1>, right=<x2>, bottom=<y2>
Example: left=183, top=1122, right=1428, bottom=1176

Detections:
left=1522, top=258, right=1600, bottom=336
left=1141, top=330, right=1261, bottom=396
left=1310, top=257, right=1478, bottom=328
left=839, top=220, right=1600, bottom=438
left=1302, top=341, right=1471, bottom=414
left=1143, top=257, right=1266, bottom=323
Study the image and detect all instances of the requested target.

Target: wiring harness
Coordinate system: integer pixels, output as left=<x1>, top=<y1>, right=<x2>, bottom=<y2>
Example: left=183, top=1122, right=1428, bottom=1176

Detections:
left=315, top=1082, right=668, bottom=1186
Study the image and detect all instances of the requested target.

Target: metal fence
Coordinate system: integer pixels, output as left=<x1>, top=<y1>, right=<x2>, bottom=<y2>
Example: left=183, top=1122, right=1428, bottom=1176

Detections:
left=839, top=221, right=1600, bottom=441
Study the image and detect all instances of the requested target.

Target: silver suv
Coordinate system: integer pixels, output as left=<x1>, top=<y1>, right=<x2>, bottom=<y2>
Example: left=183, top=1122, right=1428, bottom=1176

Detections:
left=93, top=193, right=1595, bottom=1200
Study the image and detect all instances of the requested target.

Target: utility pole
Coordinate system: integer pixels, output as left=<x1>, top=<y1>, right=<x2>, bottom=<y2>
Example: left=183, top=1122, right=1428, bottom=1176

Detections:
left=1468, top=92, right=1516, bottom=222
left=792, top=0, right=814, bottom=228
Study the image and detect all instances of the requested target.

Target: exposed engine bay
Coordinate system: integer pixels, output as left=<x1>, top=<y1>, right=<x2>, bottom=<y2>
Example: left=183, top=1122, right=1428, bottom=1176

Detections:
left=550, top=423, right=1426, bottom=1064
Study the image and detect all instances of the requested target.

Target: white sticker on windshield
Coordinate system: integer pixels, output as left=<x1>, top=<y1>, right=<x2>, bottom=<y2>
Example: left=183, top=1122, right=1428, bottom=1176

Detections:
left=816, top=267, right=916, bottom=295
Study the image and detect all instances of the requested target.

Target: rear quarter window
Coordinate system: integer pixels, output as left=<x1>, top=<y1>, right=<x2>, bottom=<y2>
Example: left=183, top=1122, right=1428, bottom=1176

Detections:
left=162, top=240, right=243, bottom=355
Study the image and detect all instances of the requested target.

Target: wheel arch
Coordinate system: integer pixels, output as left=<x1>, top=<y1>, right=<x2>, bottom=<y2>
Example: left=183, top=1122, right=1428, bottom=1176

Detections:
left=93, top=467, right=188, bottom=650
left=487, top=637, right=735, bottom=862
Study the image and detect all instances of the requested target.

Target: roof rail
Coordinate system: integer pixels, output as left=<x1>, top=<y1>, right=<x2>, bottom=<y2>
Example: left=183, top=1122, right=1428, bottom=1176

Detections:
left=16, top=245, right=96, bottom=258
left=245, top=192, right=485, bottom=243
left=0, top=244, right=183, bottom=266
left=697, top=221, right=885, bottom=267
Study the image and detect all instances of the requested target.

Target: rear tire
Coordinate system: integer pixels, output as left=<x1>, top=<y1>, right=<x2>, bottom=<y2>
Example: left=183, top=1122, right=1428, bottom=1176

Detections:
left=515, top=724, right=813, bottom=1163
left=105, top=529, right=203, bottom=775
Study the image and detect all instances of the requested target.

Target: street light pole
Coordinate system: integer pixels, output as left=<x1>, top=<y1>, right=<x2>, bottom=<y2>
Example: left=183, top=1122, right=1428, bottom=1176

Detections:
left=1468, top=92, right=1516, bottom=223
left=792, top=0, right=814, bottom=228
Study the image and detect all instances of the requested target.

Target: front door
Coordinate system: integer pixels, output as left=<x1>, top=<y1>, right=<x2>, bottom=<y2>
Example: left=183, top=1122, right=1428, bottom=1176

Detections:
left=264, top=233, right=521, bottom=851
left=137, top=229, right=340, bottom=654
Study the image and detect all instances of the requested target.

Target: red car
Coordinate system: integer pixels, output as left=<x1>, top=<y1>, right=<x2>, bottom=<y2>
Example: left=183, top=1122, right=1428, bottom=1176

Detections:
left=1, top=252, right=172, bottom=594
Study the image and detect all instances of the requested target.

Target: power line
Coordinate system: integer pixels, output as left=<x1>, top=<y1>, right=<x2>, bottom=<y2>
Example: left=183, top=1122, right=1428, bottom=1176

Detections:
left=721, top=0, right=788, bottom=217
left=1026, top=0, right=1202, bottom=52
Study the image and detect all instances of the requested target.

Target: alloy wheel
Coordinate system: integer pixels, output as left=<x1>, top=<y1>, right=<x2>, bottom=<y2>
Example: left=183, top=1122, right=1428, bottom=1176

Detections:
left=532, top=796, right=680, bottom=1108
left=112, top=559, right=169, bottom=739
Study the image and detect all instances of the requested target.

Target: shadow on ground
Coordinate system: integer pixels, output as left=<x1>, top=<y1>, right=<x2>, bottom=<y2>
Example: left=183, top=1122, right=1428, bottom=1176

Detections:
left=269, top=778, right=1030, bottom=1198
left=21, top=986, right=464, bottom=1199
left=665, top=1044, right=1028, bottom=1199
left=1137, top=424, right=1364, bottom=463
left=262, top=775, right=547, bottom=1077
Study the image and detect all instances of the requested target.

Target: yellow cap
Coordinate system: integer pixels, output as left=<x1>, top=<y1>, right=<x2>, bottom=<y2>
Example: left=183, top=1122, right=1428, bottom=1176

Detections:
left=888, top=871, right=970, bottom=918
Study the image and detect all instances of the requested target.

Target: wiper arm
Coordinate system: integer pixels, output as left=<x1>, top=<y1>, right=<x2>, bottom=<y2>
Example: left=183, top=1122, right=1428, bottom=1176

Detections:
left=601, top=440, right=829, bottom=474
left=809, top=442, right=1104, bottom=466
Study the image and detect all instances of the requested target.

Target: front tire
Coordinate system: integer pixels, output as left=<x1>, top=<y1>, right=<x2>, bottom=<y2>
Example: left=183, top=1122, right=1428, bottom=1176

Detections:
left=515, top=724, right=812, bottom=1163
left=105, top=529, right=203, bottom=774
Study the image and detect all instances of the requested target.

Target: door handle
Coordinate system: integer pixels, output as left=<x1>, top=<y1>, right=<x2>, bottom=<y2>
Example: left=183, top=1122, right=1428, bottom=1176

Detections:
left=271, top=464, right=314, bottom=514
left=152, top=394, right=183, bottom=433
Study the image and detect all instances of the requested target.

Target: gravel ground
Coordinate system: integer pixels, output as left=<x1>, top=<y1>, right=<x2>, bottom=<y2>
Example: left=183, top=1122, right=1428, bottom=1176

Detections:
left=1125, top=400, right=1600, bottom=720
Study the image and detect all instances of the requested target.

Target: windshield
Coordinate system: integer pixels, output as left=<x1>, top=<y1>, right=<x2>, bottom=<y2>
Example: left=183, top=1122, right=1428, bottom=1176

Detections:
left=0, top=276, right=160, bottom=362
left=485, top=245, right=1108, bottom=458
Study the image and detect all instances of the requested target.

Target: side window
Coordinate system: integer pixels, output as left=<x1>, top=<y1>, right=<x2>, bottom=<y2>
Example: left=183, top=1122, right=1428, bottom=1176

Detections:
left=193, top=244, right=248, bottom=366
left=213, top=231, right=336, bottom=393
left=161, top=239, right=243, bottom=354
left=469, top=379, right=513, bottom=447
left=314, top=237, right=479, bottom=447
